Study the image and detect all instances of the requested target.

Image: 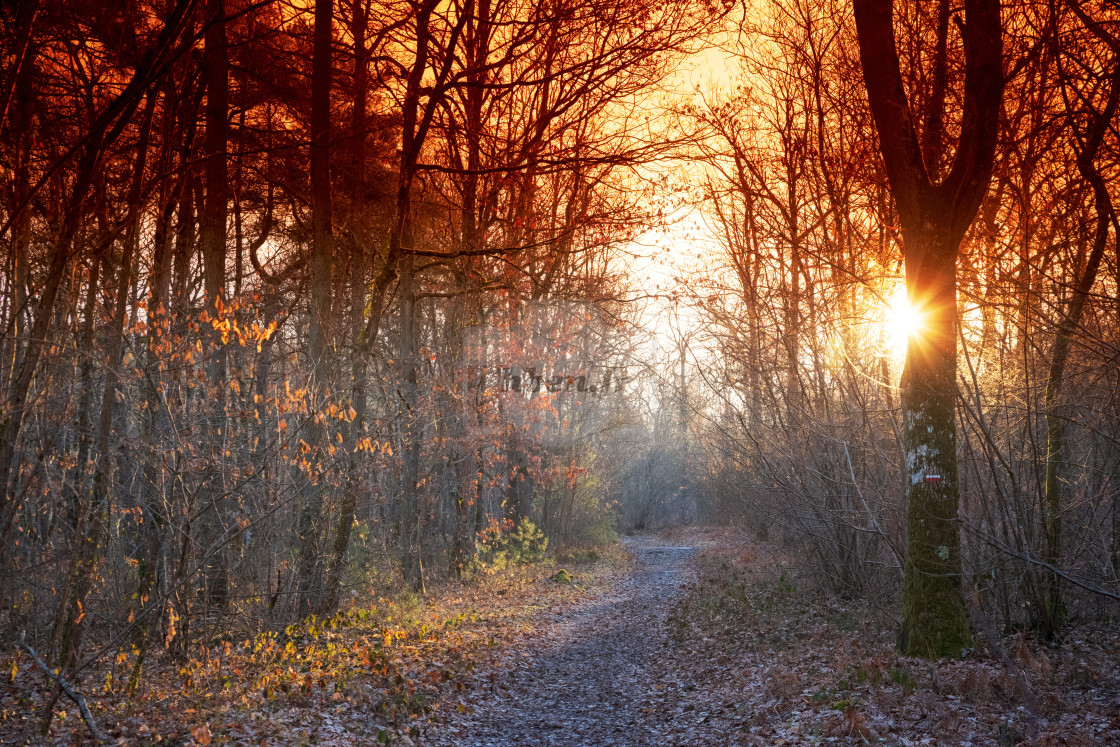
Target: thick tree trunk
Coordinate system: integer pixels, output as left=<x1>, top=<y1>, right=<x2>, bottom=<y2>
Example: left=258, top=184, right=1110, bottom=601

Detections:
left=296, top=0, right=335, bottom=615
left=445, top=294, right=474, bottom=578
left=897, top=226, right=970, bottom=657
left=200, top=0, right=230, bottom=610
left=854, top=0, right=1002, bottom=657
left=448, top=5, right=488, bottom=575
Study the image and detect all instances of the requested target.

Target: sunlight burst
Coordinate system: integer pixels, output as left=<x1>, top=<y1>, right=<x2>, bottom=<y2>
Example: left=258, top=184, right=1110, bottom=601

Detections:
left=885, top=284, right=924, bottom=349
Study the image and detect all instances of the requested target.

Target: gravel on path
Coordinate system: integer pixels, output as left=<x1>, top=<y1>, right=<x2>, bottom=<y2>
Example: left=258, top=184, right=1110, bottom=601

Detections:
left=423, top=536, right=745, bottom=746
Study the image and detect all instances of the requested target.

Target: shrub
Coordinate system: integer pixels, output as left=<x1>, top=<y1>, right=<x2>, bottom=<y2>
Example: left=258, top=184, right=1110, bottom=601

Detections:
left=475, top=518, right=549, bottom=571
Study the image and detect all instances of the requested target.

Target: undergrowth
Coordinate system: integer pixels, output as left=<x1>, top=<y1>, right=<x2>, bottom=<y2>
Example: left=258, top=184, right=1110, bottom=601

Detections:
left=3, top=548, right=622, bottom=745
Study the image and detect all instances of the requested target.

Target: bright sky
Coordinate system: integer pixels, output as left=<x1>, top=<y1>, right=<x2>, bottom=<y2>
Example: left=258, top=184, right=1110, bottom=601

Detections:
left=616, top=29, right=921, bottom=409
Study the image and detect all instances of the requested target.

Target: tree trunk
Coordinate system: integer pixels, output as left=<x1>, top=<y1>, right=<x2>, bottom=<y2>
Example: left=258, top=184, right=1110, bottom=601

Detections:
left=854, top=0, right=1002, bottom=657
left=296, top=0, right=335, bottom=615
left=398, top=256, right=423, bottom=588
left=897, top=225, right=970, bottom=657
left=1040, top=49, right=1120, bottom=637
left=200, top=0, right=231, bottom=610
left=320, top=0, right=369, bottom=613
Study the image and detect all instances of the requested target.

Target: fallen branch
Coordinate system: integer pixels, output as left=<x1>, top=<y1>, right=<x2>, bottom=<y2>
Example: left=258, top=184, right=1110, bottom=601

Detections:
left=18, top=631, right=107, bottom=744
left=965, top=597, right=1038, bottom=743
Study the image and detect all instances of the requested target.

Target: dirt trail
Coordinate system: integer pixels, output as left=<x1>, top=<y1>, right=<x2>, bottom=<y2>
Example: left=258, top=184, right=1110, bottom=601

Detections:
left=425, top=536, right=735, bottom=746
left=420, top=531, right=1120, bottom=747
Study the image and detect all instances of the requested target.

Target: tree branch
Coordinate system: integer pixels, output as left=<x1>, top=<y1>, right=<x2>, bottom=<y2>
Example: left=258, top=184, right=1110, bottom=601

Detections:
left=19, top=632, right=107, bottom=744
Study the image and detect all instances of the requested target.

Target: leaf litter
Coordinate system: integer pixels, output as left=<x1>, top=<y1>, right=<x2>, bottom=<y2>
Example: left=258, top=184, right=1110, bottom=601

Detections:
left=1, top=554, right=621, bottom=745
left=6, top=528, right=1119, bottom=745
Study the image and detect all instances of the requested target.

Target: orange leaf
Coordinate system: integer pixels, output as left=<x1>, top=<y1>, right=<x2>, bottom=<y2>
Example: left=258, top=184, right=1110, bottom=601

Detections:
left=190, top=723, right=212, bottom=746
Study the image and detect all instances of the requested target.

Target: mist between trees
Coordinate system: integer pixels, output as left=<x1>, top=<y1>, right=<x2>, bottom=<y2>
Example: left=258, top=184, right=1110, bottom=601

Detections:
left=0, top=0, right=1118, bottom=732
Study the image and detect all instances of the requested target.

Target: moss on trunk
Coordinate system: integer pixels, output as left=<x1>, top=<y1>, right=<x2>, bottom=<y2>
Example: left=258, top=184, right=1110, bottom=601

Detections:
left=897, top=266, right=971, bottom=659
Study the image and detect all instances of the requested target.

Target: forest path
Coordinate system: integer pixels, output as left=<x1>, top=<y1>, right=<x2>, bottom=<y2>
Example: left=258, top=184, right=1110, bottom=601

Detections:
left=424, top=535, right=742, bottom=746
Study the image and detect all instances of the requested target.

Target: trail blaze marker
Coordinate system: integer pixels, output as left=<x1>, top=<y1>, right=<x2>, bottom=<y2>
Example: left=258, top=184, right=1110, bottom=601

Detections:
left=925, top=474, right=942, bottom=482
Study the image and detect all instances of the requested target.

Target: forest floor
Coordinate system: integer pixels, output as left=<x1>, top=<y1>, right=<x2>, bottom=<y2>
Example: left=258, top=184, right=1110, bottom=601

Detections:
left=5, top=528, right=1120, bottom=745
left=653, top=529, right=1120, bottom=746
left=423, top=528, right=1120, bottom=746
left=2, top=547, right=628, bottom=746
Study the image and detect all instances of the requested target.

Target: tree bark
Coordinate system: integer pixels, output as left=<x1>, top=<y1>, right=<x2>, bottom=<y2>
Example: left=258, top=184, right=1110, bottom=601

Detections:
left=398, top=255, right=423, bottom=588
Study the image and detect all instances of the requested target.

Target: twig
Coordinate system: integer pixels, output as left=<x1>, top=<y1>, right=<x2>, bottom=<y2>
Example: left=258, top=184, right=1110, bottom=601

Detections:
left=18, top=631, right=107, bottom=744
left=843, top=442, right=904, bottom=574
left=961, top=518, right=1120, bottom=602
